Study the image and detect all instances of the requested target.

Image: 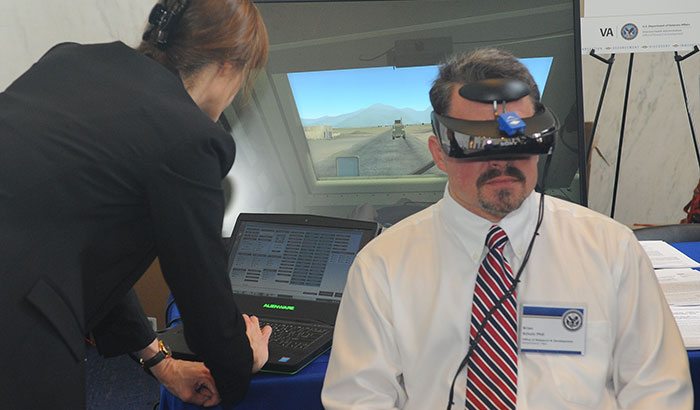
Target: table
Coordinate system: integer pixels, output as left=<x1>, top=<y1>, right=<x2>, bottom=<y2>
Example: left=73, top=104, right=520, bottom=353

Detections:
left=161, top=242, right=700, bottom=410
left=671, top=242, right=700, bottom=410
left=159, top=300, right=326, bottom=410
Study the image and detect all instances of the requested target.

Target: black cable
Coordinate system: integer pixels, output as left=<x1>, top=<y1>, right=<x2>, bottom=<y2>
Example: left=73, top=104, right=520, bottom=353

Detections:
left=446, top=152, right=552, bottom=409
left=165, top=297, right=176, bottom=318
left=165, top=297, right=181, bottom=328
left=358, top=47, right=394, bottom=62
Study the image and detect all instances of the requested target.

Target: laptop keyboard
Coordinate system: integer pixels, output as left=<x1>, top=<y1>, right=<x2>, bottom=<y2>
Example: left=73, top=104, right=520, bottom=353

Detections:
left=259, top=320, right=332, bottom=351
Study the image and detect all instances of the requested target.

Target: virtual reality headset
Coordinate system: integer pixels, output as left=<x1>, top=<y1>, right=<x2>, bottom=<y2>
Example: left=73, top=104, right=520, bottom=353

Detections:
left=431, top=78, right=558, bottom=161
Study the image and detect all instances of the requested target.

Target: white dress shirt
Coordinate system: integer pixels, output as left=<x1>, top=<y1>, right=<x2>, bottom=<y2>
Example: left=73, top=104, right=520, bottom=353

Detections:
left=322, top=187, right=692, bottom=409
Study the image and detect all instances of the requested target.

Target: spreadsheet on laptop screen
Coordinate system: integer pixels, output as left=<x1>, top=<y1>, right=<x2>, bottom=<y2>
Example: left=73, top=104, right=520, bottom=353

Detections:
left=228, top=220, right=365, bottom=302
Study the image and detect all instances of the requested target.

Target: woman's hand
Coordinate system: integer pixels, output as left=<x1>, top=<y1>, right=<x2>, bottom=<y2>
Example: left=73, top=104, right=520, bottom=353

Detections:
left=242, top=313, right=272, bottom=373
left=151, top=357, right=221, bottom=407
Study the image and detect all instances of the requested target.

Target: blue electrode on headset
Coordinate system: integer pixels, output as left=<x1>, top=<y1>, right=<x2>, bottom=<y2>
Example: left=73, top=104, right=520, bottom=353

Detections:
left=498, top=112, right=526, bottom=136
left=430, top=78, right=558, bottom=160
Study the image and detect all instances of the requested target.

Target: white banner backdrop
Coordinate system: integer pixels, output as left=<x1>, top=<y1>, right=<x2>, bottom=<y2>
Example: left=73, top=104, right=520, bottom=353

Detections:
left=580, top=0, right=700, bottom=54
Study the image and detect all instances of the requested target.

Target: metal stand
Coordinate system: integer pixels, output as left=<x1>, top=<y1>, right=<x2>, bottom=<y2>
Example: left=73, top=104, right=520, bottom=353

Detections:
left=610, top=53, right=634, bottom=219
left=674, top=45, right=700, bottom=169
left=588, top=47, right=700, bottom=218
left=587, top=50, right=615, bottom=164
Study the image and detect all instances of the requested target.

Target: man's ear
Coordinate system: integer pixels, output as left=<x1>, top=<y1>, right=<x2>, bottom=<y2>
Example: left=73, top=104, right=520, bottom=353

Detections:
left=428, top=135, right=449, bottom=172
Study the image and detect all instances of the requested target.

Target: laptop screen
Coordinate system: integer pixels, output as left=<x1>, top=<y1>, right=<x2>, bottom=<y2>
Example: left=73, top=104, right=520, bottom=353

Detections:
left=227, top=214, right=379, bottom=303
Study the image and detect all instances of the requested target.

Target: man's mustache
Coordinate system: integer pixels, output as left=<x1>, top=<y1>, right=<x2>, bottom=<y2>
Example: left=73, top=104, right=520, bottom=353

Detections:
left=476, top=166, right=526, bottom=188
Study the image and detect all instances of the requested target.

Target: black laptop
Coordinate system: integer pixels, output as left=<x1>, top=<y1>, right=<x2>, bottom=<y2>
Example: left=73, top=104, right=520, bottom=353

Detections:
left=158, top=212, right=380, bottom=374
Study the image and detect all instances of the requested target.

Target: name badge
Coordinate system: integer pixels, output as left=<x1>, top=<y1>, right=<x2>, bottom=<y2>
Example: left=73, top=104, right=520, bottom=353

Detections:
left=519, top=305, right=586, bottom=355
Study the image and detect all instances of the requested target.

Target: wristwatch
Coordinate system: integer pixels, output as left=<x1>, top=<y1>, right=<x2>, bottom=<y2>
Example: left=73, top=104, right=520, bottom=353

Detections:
left=140, top=340, right=171, bottom=376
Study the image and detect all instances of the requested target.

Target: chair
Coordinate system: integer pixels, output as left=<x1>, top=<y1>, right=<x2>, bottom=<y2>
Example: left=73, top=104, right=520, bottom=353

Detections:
left=348, top=200, right=431, bottom=228
left=632, top=224, right=700, bottom=242
left=375, top=203, right=430, bottom=227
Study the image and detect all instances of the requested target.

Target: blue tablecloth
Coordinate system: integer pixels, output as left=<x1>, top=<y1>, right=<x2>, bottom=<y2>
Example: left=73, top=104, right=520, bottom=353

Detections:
left=159, top=299, right=326, bottom=410
left=161, top=242, right=700, bottom=409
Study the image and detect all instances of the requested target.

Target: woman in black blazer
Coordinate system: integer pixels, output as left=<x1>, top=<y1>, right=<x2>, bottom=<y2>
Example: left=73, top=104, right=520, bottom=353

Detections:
left=0, top=0, right=271, bottom=408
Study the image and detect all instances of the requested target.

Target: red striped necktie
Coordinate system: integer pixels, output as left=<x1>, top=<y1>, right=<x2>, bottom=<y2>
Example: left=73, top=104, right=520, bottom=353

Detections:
left=466, top=225, right=518, bottom=410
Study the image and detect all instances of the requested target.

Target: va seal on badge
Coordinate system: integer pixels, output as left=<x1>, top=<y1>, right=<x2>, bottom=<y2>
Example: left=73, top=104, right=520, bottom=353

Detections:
left=562, top=309, right=583, bottom=331
left=621, top=23, right=639, bottom=40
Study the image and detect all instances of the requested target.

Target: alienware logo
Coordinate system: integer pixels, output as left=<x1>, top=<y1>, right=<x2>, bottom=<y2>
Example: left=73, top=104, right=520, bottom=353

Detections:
left=562, top=309, right=583, bottom=332
left=621, top=23, right=639, bottom=40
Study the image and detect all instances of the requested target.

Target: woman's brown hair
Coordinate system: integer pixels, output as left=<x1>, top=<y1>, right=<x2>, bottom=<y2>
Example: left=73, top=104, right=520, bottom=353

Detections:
left=138, top=0, right=268, bottom=98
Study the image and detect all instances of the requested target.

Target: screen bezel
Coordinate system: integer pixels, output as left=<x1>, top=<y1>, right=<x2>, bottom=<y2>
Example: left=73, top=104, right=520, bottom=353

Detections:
left=225, top=213, right=380, bottom=302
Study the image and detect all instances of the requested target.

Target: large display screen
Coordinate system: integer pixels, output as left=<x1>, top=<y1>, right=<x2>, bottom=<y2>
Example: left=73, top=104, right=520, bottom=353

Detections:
left=256, top=0, right=586, bottom=204
left=288, top=58, right=553, bottom=178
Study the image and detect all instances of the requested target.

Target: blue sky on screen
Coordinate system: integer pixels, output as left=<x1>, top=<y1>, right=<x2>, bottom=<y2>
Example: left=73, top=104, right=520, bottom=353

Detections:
left=288, top=57, right=553, bottom=120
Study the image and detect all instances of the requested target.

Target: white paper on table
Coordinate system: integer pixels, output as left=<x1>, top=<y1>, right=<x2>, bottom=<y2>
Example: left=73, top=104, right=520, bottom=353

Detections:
left=640, top=240, right=700, bottom=269
left=669, top=305, right=700, bottom=349
left=656, top=268, right=700, bottom=283
left=658, top=273, right=700, bottom=306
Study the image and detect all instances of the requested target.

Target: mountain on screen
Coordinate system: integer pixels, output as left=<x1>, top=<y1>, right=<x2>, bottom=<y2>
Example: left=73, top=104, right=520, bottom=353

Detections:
left=302, top=103, right=431, bottom=128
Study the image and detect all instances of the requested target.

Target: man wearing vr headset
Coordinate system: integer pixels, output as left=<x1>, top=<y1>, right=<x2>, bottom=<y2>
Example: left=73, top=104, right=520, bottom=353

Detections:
left=322, top=49, right=692, bottom=409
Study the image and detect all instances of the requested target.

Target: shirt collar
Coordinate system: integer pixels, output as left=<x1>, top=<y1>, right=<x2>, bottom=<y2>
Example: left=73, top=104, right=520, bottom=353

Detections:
left=438, top=183, right=541, bottom=264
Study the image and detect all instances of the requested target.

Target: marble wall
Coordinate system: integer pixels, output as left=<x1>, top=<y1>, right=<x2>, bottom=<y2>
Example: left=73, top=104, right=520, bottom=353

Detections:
left=583, top=52, right=700, bottom=225
left=2, top=0, right=699, bottom=226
